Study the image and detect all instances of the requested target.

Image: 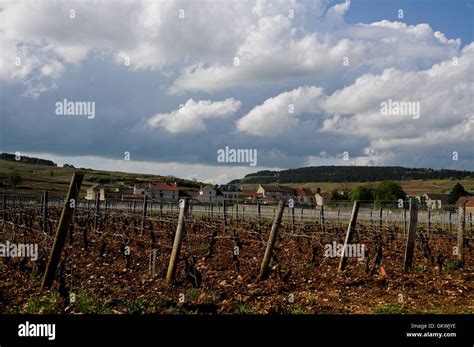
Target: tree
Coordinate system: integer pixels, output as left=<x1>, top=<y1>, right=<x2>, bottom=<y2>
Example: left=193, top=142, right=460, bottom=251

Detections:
left=8, top=171, right=22, bottom=187
left=330, top=189, right=348, bottom=201
left=448, top=183, right=469, bottom=204
left=349, top=186, right=374, bottom=201
left=375, top=180, right=405, bottom=202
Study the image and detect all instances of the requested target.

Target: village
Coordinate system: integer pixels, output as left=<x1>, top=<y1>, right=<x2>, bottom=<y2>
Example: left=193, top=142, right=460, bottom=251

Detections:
left=84, top=181, right=474, bottom=214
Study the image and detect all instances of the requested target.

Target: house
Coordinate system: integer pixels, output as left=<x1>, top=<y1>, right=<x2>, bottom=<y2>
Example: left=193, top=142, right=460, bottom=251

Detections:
left=131, top=182, right=179, bottom=201
left=314, top=188, right=326, bottom=206
left=198, top=185, right=224, bottom=203
left=455, top=196, right=474, bottom=208
left=256, top=184, right=295, bottom=202
left=179, top=190, right=200, bottom=202
left=121, top=193, right=147, bottom=201
left=85, top=184, right=106, bottom=201
left=424, top=193, right=449, bottom=209
left=133, top=183, right=148, bottom=195
left=293, top=187, right=315, bottom=205
left=465, top=201, right=474, bottom=215
left=242, top=189, right=257, bottom=204
left=149, top=182, right=179, bottom=201
left=219, top=184, right=242, bottom=202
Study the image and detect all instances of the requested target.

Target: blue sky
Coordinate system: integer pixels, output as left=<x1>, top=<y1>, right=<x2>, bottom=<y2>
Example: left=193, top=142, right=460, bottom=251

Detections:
left=0, top=0, right=473, bottom=183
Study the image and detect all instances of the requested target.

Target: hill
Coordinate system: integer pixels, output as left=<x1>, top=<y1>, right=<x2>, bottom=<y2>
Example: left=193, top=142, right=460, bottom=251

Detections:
left=229, top=166, right=474, bottom=185
left=0, top=156, right=201, bottom=198
left=0, top=152, right=57, bottom=167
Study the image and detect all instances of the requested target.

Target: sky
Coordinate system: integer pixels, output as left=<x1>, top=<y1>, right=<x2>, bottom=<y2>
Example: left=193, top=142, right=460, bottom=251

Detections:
left=0, top=0, right=473, bottom=183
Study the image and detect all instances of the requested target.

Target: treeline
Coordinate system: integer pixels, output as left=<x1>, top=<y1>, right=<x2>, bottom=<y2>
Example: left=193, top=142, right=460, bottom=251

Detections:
left=0, top=153, right=57, bottom=167
left=334, top=182, right=470, bottom=209
left=230, top=166, right=474, bottom=184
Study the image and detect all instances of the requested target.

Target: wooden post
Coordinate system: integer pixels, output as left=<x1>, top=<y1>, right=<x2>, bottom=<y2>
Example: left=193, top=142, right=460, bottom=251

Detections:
left=338, top=209, right=341, bottom=230
left=150, top=248, right=158, bottom=278
left=258, top=200, right=285, bottom=281
left=449, top=211, right=452, bottom=234
left=257, top=202, right=261, bottom=219
left=42, top=191, right=48, bottom=234
left=470, top=212, right=472, bottom=233
left=338, top=201, right=360, bottom=272
left=166, top=199, right=188, bottom=286
left=427, top=209, right=431, bottom=235
left=210, top=202, right=213, bottom=217
left=403, top=208, right=407, bottom=236
left=41, top=172, right=84, bottom=290
left=2, top=193, right=6, bottom=222
left=102, top=200, right=107, bottom=224
left=403, top=198, right=418, bottom=271
left=94, top=191, right=100, bottom=233
left=141, top=195, right=148, bottom=233
left=235, top=203, right=239, bottom=226
left=223, top=200, right=227, bottom=234
left=379, top=207, right=383, bottom=233
left=457, top=203, right=465, bottom=265
left=291, top=205, right=295, bottom=233
left=320, top=205, right=325, bottom=232
left=160, top=200, right=163, bottom=217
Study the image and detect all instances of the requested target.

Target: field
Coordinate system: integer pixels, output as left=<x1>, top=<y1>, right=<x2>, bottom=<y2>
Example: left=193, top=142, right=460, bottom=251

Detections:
left=0, top=195, right=472, bottom=315
left=243, top=179, right=474, bottom=196
left=0, top=159, right=200, bottom=197
left=2, top=159, right=474, bottom=199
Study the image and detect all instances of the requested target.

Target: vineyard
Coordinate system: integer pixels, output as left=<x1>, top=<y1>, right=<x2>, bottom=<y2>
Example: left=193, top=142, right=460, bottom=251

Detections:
left=0, top=174, right=472, bottom=315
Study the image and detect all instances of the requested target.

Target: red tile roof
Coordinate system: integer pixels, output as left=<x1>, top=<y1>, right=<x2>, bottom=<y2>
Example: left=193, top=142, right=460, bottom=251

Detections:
left=121, top=194, right=146, bottom=200
left=242, top=190, right=256, bottom=197
left=150, top=182, right=178, bottom=191
left=293, top=187, right=314, bottom=197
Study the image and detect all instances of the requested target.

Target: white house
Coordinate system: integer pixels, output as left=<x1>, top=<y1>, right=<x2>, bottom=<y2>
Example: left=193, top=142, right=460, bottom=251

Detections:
left=85, top=184, right=106, bottom=201
left=219, top=184, right=242, bottom=202
left=424, top=193, right=449, bottom=209
left=293, top=187, right=315, bottom=205
left=256, top=185, right=295, bottom=202
left=198, top=185, right=224, bottom=203
left=150, top=182, right=179, bottom=201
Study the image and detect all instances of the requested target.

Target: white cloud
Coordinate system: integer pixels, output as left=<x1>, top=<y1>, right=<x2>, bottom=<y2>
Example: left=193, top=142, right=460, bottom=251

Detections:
left=147, top=98, right=241, bottom=134
left=1, top=0, right=462, bottom=97
left=169, top=3, right=461, bottom=94
left=0, top=0, right=258, bottom=92
left=236, top=86, right=323, bottom=136
left=236, top=43, right=474, bottom=166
